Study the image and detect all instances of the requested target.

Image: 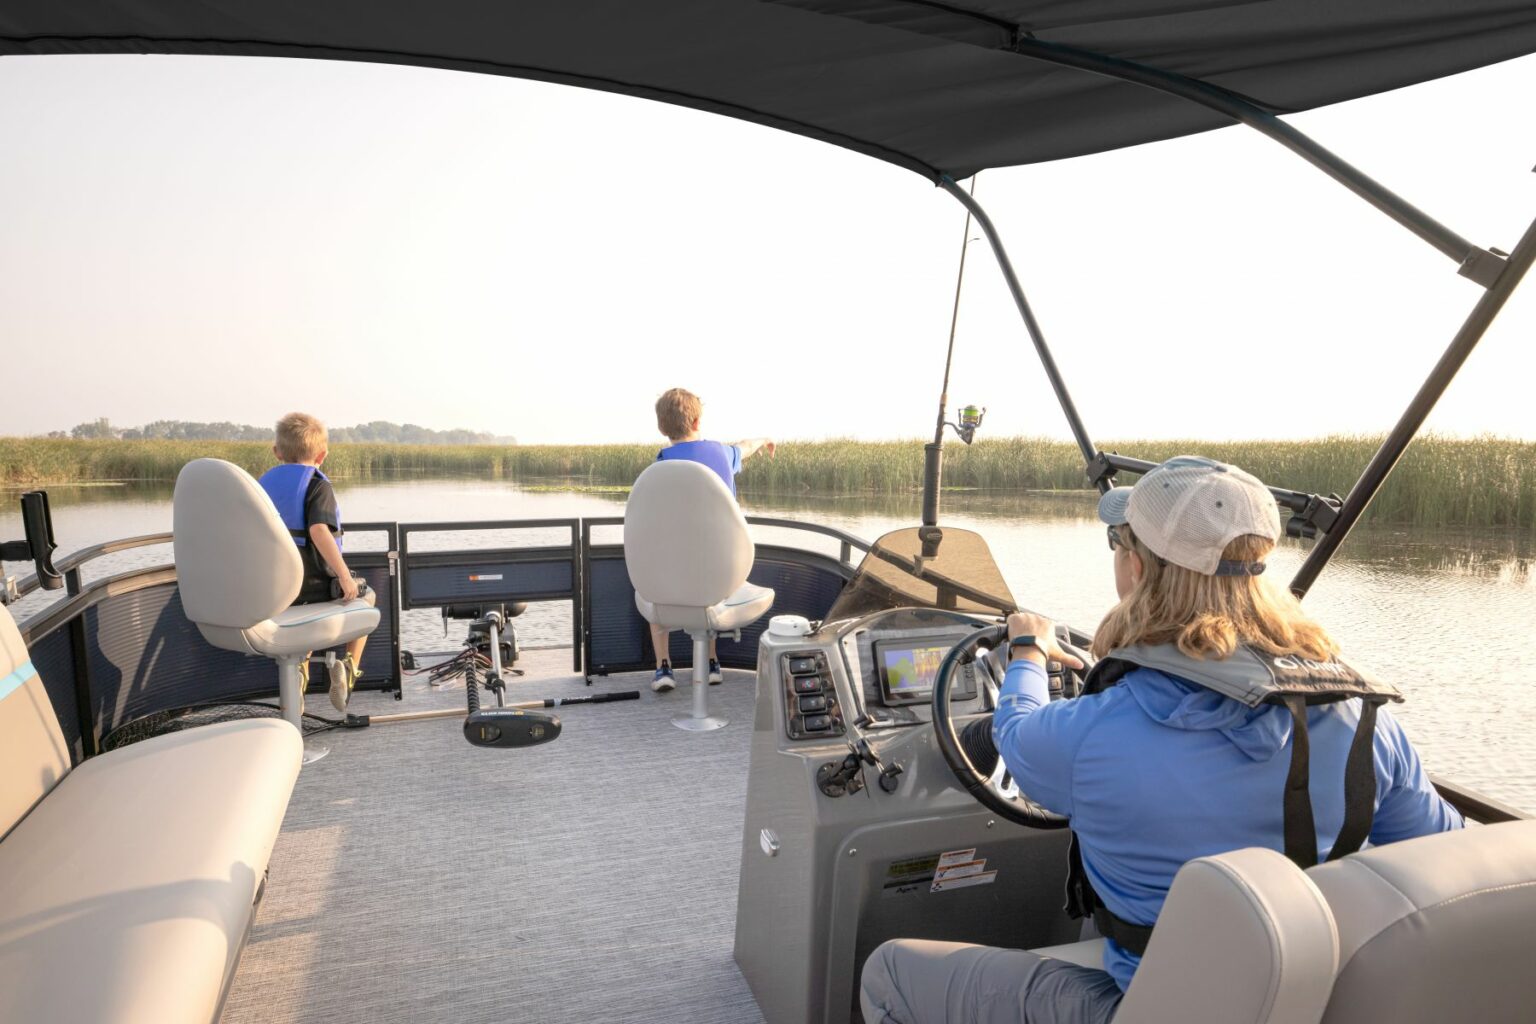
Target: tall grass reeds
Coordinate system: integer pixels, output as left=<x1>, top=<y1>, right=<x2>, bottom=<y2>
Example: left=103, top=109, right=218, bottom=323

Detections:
left=3, top=435, right=1533, bottom=531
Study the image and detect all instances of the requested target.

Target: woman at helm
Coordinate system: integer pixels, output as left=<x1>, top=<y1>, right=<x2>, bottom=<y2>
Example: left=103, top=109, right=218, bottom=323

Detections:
left=861, top=455, right=1463, bottom=1024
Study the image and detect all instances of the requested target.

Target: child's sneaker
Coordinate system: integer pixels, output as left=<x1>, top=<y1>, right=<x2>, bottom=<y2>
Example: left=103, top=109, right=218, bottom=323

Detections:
left=329, top=653, right=359, bottom=712
left=652, top=660, right=676, bottom=693
left=708, top=659, right=723, bottom=685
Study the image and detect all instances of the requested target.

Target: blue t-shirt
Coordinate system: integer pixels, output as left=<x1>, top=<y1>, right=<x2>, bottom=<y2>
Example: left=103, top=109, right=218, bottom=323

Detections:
left=994, top=659, right=1463, bottom=991
left=657, top=439, right=743, bottom=496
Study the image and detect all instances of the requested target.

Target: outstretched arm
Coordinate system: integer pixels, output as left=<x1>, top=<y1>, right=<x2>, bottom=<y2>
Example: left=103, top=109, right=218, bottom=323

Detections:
left=732, top=437, right=776, bottom=461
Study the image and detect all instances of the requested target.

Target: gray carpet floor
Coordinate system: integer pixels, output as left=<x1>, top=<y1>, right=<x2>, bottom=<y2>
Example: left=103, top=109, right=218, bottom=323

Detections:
left=222, top=649, right=767, bottom=1024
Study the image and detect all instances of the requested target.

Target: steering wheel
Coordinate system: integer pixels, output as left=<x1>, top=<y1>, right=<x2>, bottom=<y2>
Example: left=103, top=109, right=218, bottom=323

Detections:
left=931, top=623, right=1075, bottom=830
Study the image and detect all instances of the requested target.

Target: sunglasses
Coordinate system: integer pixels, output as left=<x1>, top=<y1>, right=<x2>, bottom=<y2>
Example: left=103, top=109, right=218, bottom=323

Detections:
left=1107, top=525, right=1167, bottom=567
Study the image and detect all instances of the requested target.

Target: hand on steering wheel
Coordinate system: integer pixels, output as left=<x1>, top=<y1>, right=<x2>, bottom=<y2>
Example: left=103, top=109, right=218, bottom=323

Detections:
left=1003, top=612, right=1085, bottom=672
left=932, top=623, right=1075, bottom=830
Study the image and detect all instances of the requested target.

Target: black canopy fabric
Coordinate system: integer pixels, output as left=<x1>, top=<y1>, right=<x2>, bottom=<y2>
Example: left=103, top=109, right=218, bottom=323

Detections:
left=3, top=1, right=1535, bottom=180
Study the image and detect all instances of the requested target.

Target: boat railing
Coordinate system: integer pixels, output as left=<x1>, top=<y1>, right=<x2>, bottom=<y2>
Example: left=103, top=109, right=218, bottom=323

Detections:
left=13, top=530, right=174, bottom=600
left=398, top=518, right=584, bottom=671
left=10, top=513, right=865, bottom=763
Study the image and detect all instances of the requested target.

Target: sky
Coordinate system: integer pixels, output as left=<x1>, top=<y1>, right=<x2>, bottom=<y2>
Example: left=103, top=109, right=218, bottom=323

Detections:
left=0, top=51, right=1533, bottom=446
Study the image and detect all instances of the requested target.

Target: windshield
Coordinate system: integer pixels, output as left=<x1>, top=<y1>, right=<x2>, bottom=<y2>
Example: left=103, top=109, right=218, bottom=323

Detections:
left=826, top=526, right=1017, bottom=622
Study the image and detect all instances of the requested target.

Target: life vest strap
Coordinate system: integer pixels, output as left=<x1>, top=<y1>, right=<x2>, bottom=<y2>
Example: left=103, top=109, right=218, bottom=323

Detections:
left=1281, top=694, right=1321, bottom=868
left=1280, top=692, right=1386, bottom=868
left=1065, top=833, right=1154, bottom=956
left=1328, top=694, right=1384, bottom=860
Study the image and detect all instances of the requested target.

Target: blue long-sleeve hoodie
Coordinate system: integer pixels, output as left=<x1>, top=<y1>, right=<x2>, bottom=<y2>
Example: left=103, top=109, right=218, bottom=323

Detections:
left=994, top=658, right=1464, bottom=991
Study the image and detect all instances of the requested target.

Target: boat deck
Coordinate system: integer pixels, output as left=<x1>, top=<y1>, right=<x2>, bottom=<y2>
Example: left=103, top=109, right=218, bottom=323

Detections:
left=222, top=649, right=766, bottom=1024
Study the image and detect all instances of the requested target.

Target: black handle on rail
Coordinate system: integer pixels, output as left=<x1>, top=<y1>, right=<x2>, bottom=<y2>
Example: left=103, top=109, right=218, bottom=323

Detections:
left=1, top=492, right=64, bottom=594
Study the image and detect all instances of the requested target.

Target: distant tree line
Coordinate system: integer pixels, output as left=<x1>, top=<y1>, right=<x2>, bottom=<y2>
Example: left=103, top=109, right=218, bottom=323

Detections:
left=49, top=418, right=515, bottom=445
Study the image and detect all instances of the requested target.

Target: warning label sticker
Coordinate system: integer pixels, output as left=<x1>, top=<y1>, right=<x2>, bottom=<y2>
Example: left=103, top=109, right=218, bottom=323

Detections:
left=883, top=848, right=1002, bottom=896
left=931, top=870, right=998, bottom=893
left=934, top=860, right=987, bottom=881
left=930, top=848, right=997, bottom=893
left=468, top=574, right=504, bottom=582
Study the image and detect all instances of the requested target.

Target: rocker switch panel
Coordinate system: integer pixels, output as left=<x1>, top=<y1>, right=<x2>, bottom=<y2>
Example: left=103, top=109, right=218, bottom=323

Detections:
left=782, top=652, right=844, bottom=741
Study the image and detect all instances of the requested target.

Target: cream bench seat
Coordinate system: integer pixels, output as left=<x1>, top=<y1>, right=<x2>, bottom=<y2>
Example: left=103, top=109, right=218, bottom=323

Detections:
left=0, top=602, right=302, bottom=1024
left=1031, top=846, right=1338, bottom=1024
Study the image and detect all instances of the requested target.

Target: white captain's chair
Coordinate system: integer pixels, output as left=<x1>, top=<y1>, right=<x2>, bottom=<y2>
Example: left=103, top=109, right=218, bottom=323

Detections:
left=1308, top=818, right=1536, bottom=1023
left=624, top=460, right=775, bottom=731
left=1032, top=846, right=1339, bottom=1024
left=173, top=458, right=379, bottom=763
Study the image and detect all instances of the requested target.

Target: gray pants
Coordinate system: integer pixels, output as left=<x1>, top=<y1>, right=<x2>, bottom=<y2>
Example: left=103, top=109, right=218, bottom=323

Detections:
left=860, top=939, right=1124, bottom=1024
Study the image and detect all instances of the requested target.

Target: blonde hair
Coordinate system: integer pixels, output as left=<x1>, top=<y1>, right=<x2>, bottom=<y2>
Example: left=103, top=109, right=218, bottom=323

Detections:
left=655, top=388, right=701, bottom=441
left=274, top=412, right=328, bottom=463
left=1092, top=526, right=1337, bottom=661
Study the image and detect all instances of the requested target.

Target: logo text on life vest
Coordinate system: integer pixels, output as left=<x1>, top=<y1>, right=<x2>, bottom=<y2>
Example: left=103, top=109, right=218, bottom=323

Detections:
left=1271, top=655, right=1351, bottom=677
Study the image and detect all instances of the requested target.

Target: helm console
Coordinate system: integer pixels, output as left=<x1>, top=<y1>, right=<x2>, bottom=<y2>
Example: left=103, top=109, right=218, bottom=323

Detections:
left=733, top=603, right=1077, bottom=1024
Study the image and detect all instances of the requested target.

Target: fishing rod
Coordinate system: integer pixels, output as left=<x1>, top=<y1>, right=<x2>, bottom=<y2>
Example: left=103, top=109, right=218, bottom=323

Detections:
left=921, top=174, right=987, bottom=555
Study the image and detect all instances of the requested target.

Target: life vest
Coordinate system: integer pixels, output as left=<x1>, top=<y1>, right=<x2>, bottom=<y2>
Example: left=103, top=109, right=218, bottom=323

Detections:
left=1065, top=643, right=1402, bottom=956
left=257, top=463, right=342, bottom=549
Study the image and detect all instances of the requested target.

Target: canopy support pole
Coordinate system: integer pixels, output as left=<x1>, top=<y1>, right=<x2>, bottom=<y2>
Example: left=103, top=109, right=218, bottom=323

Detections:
left=939, top=176, right=1109, bottom=493
left=1000, top=37, right=1508, bottom=287
left=1289, top=208, right=1536, bottom=598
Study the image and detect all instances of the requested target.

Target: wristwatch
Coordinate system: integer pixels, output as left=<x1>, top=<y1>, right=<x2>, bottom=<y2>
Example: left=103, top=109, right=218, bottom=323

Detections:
left=1008, top=634, right=1050, bottom=660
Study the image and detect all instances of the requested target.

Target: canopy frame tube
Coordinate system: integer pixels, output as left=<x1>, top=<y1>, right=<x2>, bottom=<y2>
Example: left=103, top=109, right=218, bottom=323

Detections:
left=938, top=72, right=1536, bottom=594
left=998, top=35, right=1509, bottom=287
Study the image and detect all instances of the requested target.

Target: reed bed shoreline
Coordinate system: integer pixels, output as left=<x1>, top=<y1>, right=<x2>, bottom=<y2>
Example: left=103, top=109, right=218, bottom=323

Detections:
left=2, top=435, right=1533, bottom=531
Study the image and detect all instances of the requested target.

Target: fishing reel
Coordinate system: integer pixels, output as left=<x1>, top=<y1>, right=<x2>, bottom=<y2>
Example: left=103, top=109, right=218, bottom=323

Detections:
left=945, top=405, right=986, bottom=445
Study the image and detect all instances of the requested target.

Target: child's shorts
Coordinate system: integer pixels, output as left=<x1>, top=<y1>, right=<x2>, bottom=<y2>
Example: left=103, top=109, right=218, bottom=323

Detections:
left=294, top=572, right=371, bottom=606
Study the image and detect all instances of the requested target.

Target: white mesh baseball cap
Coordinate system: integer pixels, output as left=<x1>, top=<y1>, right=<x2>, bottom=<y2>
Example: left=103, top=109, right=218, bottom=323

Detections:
left=1097, top=456, right=1281, bottom=576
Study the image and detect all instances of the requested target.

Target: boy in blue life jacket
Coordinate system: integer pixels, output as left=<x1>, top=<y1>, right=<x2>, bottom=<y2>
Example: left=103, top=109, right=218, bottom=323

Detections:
left=257, top=412, right=375, bottom=712
left=647, top=387, right=775, bottom=692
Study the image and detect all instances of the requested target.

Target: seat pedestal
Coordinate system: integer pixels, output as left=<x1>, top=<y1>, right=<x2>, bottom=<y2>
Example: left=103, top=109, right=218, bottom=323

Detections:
left=277, top=653, right=330, bottom=764
left=673, top=631, right=727, bottom=732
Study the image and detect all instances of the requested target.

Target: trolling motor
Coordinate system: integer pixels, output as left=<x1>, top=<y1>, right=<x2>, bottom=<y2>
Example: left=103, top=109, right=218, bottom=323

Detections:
left=0, top=491, right=63, bottom=605
left=344, top=601, right=639, bottom=745
left=442, top=602, right=523, bottom=670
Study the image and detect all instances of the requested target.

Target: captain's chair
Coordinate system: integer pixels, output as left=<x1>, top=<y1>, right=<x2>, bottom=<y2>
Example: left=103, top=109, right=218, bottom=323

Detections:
left=1308, top=819, right=1536, bottom=1023
left=624, top=460, right=774, bottom=731
left=173, top=458, right=379, bottom=763
left=1031, top=846, right=1338, bottom=1023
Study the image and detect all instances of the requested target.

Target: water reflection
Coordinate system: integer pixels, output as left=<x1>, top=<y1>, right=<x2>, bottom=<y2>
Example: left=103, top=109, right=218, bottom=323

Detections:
left=3, top=477, right=1533, bottom=810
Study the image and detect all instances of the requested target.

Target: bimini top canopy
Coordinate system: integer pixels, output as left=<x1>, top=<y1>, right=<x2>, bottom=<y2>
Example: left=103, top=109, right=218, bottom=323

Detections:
left=3, top=1, right=1535, bottom=180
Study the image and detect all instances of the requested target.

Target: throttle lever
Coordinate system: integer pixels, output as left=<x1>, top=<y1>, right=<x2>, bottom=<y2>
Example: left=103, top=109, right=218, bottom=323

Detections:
left=854, top=738, right=905, bottom=794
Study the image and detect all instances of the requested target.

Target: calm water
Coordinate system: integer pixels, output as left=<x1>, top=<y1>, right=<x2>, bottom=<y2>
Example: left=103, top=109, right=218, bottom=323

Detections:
left=4, top=478, right=1534, bottom=812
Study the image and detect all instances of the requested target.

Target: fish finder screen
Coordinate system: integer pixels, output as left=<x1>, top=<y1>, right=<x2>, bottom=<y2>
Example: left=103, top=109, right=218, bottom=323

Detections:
left=877, top=641, right=951, bottom=704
